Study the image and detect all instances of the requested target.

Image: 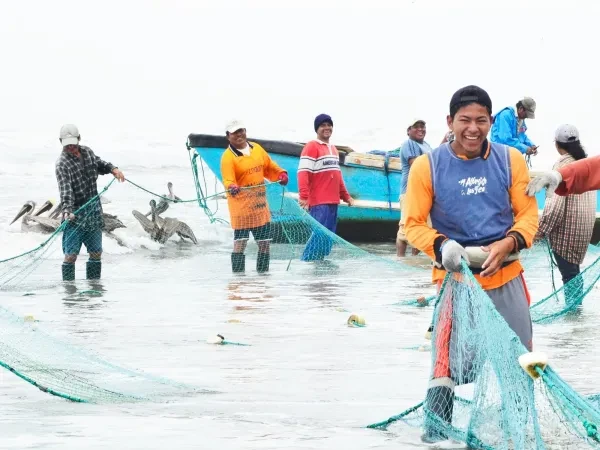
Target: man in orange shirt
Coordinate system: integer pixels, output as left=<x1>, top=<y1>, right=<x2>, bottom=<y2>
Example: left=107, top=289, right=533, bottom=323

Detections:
left=221, top=120, right=288, bottom=273
left=403, top=86, right=539, bottom=443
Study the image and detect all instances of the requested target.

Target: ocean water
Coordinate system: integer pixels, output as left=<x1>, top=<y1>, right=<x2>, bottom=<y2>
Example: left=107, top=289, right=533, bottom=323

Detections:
left=1, top=0, right=600, bottom=448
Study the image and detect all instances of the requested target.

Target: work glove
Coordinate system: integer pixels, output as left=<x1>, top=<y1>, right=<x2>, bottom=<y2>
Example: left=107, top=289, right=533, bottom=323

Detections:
left=441, top=239, right=469, bottom=273
left=278, top=172, right=289, bottom=186
left=228, top=184, right=240, bottom=196
left=525, top=170, right=562, bottom=197
left=62, top=212, right=75, bottom=222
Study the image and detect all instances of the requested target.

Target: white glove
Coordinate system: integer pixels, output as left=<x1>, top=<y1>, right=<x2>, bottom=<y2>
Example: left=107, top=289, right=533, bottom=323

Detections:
left=525, top=170, right=562, bottom=197
left=441, top=240, right=469, bottom=272
left=62, top=212, right=75, bottom=221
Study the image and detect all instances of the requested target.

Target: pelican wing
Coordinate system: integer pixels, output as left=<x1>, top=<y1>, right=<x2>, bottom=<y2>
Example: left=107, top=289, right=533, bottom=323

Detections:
left=26, top=216, right=60, bottom=232
left=132, top=210, right=156, bottom=235
left=175, top=221, right=198, bottom=244
left=153, top=218, right=180, bottom=244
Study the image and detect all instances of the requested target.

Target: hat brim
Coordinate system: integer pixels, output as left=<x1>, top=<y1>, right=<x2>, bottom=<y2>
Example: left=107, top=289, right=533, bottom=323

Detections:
left=226, top=126, right=246, bottom=134
left=410, top=120, right=426, bottom=127
left=525, top=110, right=535, bottom=119
left=61, top=137, right=79, bottom=146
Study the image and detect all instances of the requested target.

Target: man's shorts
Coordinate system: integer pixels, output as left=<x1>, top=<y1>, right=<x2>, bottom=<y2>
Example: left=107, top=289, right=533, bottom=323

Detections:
left=62, top=223, right=103, bottom=256
left=397, top=194, right=431, bottom=244
left=233, top=222, right=272, bottom=242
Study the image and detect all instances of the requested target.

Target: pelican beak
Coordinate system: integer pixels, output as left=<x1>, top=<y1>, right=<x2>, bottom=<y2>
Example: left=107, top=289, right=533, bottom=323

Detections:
left=10, top=201, right=35, bottom=225
left=34, top=200, right=54, bottom=216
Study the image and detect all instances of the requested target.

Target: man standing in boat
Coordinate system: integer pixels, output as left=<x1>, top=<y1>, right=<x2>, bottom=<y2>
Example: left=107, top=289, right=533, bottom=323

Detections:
left=55, top=124, right=125, bottom=281
left=220, top=120, right=289, bottom=274
left=397, top=119, right=432, bottom=257
left=490, top=97, right=538, bottom=158
left=403, top=86, right=539, bottom=444
left=298, top=114, right=354, bottom=261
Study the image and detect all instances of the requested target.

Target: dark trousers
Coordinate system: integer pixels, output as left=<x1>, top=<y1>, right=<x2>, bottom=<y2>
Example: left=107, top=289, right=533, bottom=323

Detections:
left=553, top=251, right=582, bottom=302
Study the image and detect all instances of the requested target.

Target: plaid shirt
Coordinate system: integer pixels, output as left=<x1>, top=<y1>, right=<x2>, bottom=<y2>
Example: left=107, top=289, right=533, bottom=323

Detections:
left=537, top=154, right=596, bottom=264
left=55, top=145, right=116, bottom=230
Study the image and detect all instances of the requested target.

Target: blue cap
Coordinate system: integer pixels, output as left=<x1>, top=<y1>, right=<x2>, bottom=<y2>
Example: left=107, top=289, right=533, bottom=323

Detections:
left=314, top=114, right=333, bottom=132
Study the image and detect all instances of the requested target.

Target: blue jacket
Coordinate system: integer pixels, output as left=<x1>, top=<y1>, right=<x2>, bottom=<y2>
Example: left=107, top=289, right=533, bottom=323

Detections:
left=490, top=107, right=535, bottom=154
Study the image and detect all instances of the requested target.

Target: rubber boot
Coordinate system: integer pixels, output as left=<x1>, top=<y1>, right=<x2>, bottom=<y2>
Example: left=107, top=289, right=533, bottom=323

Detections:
left=256, top=252, right=270, bottom=273
left=62, top=262, right=75, bottom=281
left=86, top=260, right=101, bottom=280
left=421, top=385, right=454, bottom=443
left=231, top=253, right=245, bottom=273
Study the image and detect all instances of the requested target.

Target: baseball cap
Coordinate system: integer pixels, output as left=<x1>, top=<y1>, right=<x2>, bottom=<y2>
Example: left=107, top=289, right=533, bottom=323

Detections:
left=555, top=124, right=579, bottom=143
left=59, top=124, right=80, bottom=146
left=521, top=97, right=536, bottom=119
left=225, top=120, right=246, bottom=134
left=449, top=85, right=492, bottom=117
left=409, top=119, right=426, bottom=127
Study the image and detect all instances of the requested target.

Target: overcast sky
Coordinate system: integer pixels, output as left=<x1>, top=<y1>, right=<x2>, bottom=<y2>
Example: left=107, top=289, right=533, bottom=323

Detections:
left=1, top=0, right=597, bottom=168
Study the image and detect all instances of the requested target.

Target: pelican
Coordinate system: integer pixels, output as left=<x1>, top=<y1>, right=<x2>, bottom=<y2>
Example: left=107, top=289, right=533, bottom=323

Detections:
left=10, top=200, right=60, bottom=233
left=50, top=201, right=126, bottom=233
left=144, top=182, right=182, bottom=217
left=132, top=199, right=197, bottom=245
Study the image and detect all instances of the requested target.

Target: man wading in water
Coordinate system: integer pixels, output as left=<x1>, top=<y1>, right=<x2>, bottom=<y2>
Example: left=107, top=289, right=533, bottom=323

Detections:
left=403, top=85, right=539, bottom=443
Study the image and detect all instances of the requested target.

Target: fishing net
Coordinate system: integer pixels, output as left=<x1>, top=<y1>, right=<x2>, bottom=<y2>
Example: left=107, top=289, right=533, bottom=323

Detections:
left=0, top=302, right=203, bottom=403
left=368, top=261, right=600, bottom=449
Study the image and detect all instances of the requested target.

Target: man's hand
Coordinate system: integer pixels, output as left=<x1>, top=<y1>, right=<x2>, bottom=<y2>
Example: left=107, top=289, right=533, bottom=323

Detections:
left=526, top=146, right=538, bottom=156
left=345, top=197, right=355, bottom=206
left=298, top=198, right=309, bottom=210
left=441, top=240, right=469, bottom=272
left=278, top=172, right=289, bottom=186
left=525, top=170, right=562, bottom=197
left=62, top=212, right=75, bottom=222
left=228, top=184, right=240, bottom=196
left=480, top=237, right=515, bottom=277
left=111, top=168, right=125, bottom=182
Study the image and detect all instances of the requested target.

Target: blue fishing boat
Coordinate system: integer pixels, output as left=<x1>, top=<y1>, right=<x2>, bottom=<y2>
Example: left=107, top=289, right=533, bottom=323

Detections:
left=187, top=134, right=600, bottom=243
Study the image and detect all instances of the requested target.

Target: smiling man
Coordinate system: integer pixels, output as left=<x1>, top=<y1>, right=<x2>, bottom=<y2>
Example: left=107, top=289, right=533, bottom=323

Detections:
left=397, top=119, right=432, bottom=257
left=298, top=113, right=354, bottom=261
left=221, top=119, right=289, bottom=274
left=403, top=85, right=539, bottom=443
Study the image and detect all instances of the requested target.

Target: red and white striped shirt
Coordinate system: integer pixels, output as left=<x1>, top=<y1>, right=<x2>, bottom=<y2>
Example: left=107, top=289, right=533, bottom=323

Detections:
left=297, top=140, right=351, bottom=207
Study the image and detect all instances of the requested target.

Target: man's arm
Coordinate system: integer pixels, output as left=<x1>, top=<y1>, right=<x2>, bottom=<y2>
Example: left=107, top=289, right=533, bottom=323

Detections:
left=404, top=154, right=447, bottom=265
left=260, top=146, right=287, bottom=182
left=55, top=164, right=74, bottom=215
left=220, top=151, right=237, bottom=190
left=298, top=142, right=316, bottom=202
left=493, top=111, right=529, bottom=154
left=522, top=132, right=535, bottom=148
left=507, top=148, right=539, bottom=249
left=556, top=155, right=600, bottom=195
left=90, top=150, right=116, bottom=175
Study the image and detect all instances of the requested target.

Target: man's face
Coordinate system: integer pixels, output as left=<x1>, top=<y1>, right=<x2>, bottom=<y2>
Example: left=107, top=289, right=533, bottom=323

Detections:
left=227, top=128, right=247, bottom=148
left=408, top=122, right=426, bottom=141
left=517, top=106, right=528, bottom=120
left=447, top=103, right=491, bottom=158
left=317, top=122, right=333, bottom=141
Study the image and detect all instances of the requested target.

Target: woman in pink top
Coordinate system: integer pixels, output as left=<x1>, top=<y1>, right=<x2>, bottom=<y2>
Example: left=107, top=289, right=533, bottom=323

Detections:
left=297, top=114, right=354, bottom=260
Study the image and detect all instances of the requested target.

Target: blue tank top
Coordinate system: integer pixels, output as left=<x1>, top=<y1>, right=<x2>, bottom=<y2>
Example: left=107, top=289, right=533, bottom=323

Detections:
left=428, top=142, right=513, bottom=247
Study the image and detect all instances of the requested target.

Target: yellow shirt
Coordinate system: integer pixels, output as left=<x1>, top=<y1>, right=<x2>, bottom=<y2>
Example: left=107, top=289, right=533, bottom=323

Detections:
left=220, top=141, right=286, bottom=230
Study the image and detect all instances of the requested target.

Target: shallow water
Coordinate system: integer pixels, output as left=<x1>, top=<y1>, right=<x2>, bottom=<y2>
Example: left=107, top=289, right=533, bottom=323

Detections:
left=0, top=235, right=599, bottom=449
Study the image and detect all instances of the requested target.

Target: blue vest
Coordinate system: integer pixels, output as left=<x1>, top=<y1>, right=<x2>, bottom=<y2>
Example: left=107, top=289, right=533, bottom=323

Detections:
left=428, top=142, right=513, bottom=247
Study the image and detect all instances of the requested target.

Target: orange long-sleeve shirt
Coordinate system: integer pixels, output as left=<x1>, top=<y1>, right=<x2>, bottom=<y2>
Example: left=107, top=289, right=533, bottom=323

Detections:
left=220, top=141, right=287, bottom=230
left=555, top=155, right=600, bottom=196
left=404, top=145, right=539, bottom=290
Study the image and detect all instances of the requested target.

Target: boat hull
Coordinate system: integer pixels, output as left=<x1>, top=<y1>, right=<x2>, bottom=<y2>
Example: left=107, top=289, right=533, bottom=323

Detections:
left=187, top=134, right=600, bottom=244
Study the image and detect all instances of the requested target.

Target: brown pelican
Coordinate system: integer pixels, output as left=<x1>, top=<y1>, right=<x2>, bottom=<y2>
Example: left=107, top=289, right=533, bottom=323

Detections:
left=10, top=200, right=60, bottom=233
left=132, top=199, right=197, bottom=245
left=11, top=200, right=125, bottom=234
left=144, top=182, right=182, bottom=217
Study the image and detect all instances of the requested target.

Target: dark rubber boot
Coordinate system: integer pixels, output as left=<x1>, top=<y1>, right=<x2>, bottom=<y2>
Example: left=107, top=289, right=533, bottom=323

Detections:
left=421, top=385, right=454, bottom=443
left=256, top=252, right=270, bottom=273
left=86, top=260, right=101, bottom=280
left=62, top=262, right=75, bottom=281
left=231, top=253, right=245, bottom=273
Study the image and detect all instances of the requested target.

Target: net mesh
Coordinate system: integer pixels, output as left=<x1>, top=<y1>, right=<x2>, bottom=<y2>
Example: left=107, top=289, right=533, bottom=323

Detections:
left=368, top=261, right=600, bottom=449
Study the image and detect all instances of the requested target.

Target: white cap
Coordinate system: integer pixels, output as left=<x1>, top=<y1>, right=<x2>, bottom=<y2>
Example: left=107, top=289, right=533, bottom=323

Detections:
left=225, top=120, right=246, bottom=134
left=555, top=124, right=579, bottom=143
left=60, top=124, right=80, bottom=146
